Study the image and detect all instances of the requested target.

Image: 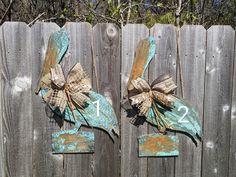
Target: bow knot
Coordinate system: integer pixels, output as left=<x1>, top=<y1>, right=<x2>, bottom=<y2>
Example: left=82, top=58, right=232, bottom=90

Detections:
left=42, top=63, right=91, bottom=113
left=128, top=74, right=177, bottom=117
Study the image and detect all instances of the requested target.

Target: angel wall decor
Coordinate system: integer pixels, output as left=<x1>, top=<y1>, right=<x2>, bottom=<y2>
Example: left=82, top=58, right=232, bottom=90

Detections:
left=126, top=36, right=202, bottom=157
left=35, top=29, right=119, bottom=153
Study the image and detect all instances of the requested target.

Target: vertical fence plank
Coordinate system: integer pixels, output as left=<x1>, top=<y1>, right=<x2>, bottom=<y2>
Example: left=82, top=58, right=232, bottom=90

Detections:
left=148, top=24, right=177, bottom=177
left=175, top=25, right=206, bottom=177
left=92, top=23, right=120, bottom=177
left=0, top=24, right=4, bottom=177
left=229, top=29, right=236, bottom=177
left=202, top=26, right=235, bottom=177
left=0, top=22, right=32, bottom=177
left=121, top=24, right=149, bottom=177
left=62, top=22, right=93, bottom=177
left=31, top=22, right=64, bottom=177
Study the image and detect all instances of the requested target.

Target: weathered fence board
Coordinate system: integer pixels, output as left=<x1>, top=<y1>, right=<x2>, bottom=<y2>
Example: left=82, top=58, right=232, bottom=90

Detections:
left=229, top=34, right=236, bottom=177
left=202, top=26, right=235, bottom=177
left=31, top=22, right=64, bottom=177
left=62, top=22, right=94, bottom=177
left=0, top=22, right=4, bottom=177
left=121, top=24, right=149, bottom=177
left=92, top=23, right=120, bottom=177
left=0, top=22, right=32, bottom=177
left=148, top=24, right=177, bottom=177
left=175, top=25, right=206, bottom=177
left=0, top=22, right=236, bottom=177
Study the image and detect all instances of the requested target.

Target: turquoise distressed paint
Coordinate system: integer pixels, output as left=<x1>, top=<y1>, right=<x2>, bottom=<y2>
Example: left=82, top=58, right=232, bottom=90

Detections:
left=146, top=98, right=202, bottom=140
left=51, top=91, right=119, bottom=140
left=52, top=131, right=94, bottom=153
left=128, top=36, right=202, bottom=157
left=38, top=29, right=119, bottom=153
left=141, top=36, right=156, bottom=78
left=50, top=28, right=69, bottom=63
left=138, top=134, right=179, bottom=157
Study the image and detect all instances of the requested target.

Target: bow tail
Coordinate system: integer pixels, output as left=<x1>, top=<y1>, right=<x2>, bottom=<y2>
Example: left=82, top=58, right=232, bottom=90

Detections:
left=70, top=92, right=90, bottom=109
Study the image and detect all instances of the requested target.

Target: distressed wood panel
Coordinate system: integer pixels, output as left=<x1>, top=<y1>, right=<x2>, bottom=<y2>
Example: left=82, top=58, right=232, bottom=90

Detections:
left=62, top=22, right=93, bottom=177
left=0, top=22, right=32, bottom=177
left=229, top=29, right=236, bottom=177
left=148, top=24, right=177, bottom=177
left=121, top=24, right=149, bottom=177
left=202, top=26, right=235, bottom=177
left=92, top=23, right=120, bottom=177
left=31, top=22, right=64, bottom=177
left=175, top=25, right=206, bottom=177
left=0, top=23, right=4, bottom=177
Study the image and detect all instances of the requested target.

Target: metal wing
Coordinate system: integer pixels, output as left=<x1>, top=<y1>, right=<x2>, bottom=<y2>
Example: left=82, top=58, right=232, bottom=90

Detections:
left=147, top=95, right=202, bottom=141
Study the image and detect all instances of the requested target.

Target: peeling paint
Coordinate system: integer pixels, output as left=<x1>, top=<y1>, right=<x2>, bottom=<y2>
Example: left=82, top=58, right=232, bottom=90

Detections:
left=138, top=134, right=179, bottom=157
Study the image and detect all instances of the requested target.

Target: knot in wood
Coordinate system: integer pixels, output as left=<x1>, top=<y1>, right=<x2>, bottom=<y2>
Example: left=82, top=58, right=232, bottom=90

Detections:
left=106, top=25, right=117, bottom=38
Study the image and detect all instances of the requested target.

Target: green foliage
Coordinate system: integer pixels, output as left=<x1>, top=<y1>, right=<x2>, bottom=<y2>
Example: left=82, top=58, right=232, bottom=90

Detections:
left=0, top=0, right=236, bottom=28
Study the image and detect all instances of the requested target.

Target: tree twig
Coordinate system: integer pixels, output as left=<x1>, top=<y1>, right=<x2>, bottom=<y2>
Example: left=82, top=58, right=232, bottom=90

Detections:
left=28, top=12, right=45, bottom=26
left=0, top=0, right=15, bottom=24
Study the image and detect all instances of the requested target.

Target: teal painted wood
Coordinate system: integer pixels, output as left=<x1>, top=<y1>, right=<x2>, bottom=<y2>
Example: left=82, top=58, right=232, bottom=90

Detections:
left=142, top=36, right=156, bottom=78
left=146, top=98, right=202, bottom=140
left=138, top=134, right=179, bottom=157
left=62, top=91, right=119, bottom=140
left=50, top=29, right=69, bottom=63
left=38, top=28, right=119, bottom=152
left=52, top=131, right=94, bottom=153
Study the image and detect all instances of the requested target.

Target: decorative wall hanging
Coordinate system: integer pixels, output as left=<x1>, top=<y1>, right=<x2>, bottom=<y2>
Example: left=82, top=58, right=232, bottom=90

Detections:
left=126, top=36, right=202, bottom=157
left=35, top=29, right=119, bottom=153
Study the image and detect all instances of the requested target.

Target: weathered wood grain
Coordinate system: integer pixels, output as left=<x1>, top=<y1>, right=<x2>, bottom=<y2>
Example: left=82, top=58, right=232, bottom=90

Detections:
left=0, top=22, right=32, bottom=177
left=229, top=29, right=236, bottom=177
left=202, top=26, right=235, bottom=177
left=31, top=22, right=64, bottom=177
left=92, top=23, right=120, bottom=177
left=121, top=24, right=149, bottom=177
left=62, top=22, right=93, bottom=177
left=148, top=24, right=177, bottom=177
left=0, top=23, right=4, bottom=177
left=175, top=25, right=206, bottom=177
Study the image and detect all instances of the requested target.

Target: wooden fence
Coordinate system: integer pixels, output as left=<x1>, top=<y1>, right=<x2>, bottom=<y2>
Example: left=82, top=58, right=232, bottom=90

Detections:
left=0, top=22, right=235, bottom=177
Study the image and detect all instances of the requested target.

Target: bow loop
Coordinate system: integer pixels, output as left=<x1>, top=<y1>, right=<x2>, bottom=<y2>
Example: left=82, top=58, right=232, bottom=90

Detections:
left=128, top=74, right=177, bottom=117
left=42, top=62, right=91, bottom=113
left=151, top=74, right=177, bottom=94
left=51, top=64, right=66, bottom=89
left=66, top=63, right=91, bottom=93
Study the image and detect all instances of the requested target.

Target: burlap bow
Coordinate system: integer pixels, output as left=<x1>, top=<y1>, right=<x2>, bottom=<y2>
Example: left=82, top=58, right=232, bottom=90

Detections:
left=128, top=74, right=177, bottom=118
left=41, top=63, right=91, bottom=113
